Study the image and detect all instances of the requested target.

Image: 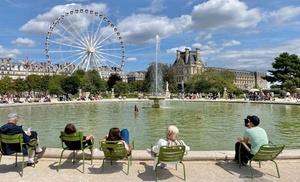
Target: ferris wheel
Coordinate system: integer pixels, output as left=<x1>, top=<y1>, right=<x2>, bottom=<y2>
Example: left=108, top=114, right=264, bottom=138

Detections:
left=45, top=9, right=125, bottom=78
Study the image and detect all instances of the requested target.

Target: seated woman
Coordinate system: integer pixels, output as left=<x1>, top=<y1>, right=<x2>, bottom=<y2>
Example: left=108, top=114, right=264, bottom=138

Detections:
left=100, top=127, right=131, bottom=155
left=63, top=123, right=97, bottom=155
left=149, top=125, right=190, bottom=170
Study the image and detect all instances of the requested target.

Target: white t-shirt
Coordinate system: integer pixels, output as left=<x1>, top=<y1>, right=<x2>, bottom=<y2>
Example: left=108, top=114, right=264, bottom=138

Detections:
left=152, top=138, right=190, bottom=154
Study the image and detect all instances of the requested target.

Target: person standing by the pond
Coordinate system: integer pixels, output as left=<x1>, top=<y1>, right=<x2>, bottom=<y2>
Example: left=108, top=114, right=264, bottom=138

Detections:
left=234, top=115, right=268, bottom=165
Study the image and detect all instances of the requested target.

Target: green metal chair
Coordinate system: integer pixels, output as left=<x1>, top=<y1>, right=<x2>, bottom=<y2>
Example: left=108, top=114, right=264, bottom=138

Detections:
left=58, top=131, right=94, bottom=173
left=239, top=143, right=285, bottom=178
left=0, top=133, right=37, bottom=177
left=153, top=145, right=186, bottom=181
left=100, top=140, right=134, bottom=175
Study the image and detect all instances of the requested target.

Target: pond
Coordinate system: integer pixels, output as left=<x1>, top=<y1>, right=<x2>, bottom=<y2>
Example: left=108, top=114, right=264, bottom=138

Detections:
left=0, top=101, right=299, bottom=151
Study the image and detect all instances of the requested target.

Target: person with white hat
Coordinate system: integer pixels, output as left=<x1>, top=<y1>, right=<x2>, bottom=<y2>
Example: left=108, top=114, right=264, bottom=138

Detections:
left=0, top=113, right=46, bottom=166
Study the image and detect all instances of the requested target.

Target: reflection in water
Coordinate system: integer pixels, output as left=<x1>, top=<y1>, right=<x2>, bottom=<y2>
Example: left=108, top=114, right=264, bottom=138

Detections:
left=0, top=101, right=299, bottom=150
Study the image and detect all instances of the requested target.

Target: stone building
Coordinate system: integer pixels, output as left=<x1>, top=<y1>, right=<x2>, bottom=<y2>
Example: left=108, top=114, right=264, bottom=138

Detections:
left=171, top=48, right=268, bottom=90
left=207, top=67, right=267, bottom=90
left=0, top=57, right=127, bottom=82
left=172, top=48, right=206, bottom=84
left=127, top=71, right=145, bottom=83
left=0, top=57, right=56, bottom=80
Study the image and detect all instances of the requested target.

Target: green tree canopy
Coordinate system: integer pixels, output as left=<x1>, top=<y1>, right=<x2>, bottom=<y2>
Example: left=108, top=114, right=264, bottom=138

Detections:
left=185, top=69, right=240, bottom=94
left=26, top=74, right=42, bottom=93
left=61, top=75, right=81, bottom=95
left=129, top=80, right=145, bottom=93
left=48, top=75, right=64, bottom=95
left=0, top=76, right=14, bottom=94
left=81, top=70, right=106, bottom=94
left=114, top=81, right=130, bottom=96
left=40, top=75, right=51, bottom=95
left=107, top=73, right=122, bottom=91
left=144, top=62, right=176, bottom=94
left=13, top=78, right=28, bottom=96
left=264, top=52, right=300, bottom=91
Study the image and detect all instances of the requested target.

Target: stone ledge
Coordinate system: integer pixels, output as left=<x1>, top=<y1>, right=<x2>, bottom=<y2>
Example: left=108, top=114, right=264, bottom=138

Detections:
left=39, top=148, right=300, bottom=161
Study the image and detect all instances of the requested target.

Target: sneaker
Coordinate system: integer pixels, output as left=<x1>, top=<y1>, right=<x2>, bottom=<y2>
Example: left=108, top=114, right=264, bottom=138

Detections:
left=146, top=148, right=151, bottom=154
left=36, top=147, right=46, bottom=158
left=76, top=150, right=82, bottom=155
left=160, top=163, right=167, bottom=169
left=93, top=148, right=98, bottom=156
left=27, top=161, right=38, bottom=166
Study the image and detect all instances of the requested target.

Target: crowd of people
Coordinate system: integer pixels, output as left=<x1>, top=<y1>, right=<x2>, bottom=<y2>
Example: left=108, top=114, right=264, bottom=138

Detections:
left=0, top=111, right=269, bottom=169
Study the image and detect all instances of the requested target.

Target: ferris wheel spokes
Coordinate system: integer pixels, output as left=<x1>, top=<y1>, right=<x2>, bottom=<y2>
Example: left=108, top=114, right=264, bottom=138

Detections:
left=45, top=9, right=125, bottom=77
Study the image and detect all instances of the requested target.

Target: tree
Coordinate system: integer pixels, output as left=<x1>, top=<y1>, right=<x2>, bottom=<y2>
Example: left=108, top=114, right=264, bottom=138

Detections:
left=0, top=76, right=14, bottom=94
left=40, top=75, right=51, bottom=95
left=185, top=69, right=240, bottom=94
left=48, top=75, right=64, bottom=95
left=107, top=73, right=122, bottom=91
left=13, top=78, right=28, bottom=96
left=129, top=80, right=144, bottom=92
left=73, top=69, right=86, bottom=77
left=263, top=52, right=300, bottom=91
left=144, top=62, right=175, bottom=94
left=61, top=75, right=81, bottom=95
left=26, top=74, right=42, bottom=95
left=114, top=81, right=130, bottom=96
left=81, top=70, right=106, bottom=94
left=162, top=65, right=177, bottom=93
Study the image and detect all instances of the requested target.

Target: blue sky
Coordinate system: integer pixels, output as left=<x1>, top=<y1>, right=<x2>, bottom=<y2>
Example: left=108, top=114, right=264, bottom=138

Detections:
left=1, top=0, right=300, bottom=73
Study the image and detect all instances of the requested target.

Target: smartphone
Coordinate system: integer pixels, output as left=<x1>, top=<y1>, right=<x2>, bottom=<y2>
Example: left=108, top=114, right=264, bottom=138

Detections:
left=244, top=119, right=249, bottom=126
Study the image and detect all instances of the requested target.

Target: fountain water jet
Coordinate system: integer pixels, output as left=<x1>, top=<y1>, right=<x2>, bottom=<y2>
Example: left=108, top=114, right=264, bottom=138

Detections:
left=148, top=35, right=165, bottom=108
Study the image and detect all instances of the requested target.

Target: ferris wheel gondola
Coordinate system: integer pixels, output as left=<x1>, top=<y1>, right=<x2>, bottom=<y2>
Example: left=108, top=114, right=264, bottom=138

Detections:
left=45, top=9, right=125, bottom=78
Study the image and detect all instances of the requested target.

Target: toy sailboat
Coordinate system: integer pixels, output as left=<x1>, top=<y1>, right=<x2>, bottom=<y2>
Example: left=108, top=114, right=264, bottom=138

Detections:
left=134, top=104, right=139, bottom=112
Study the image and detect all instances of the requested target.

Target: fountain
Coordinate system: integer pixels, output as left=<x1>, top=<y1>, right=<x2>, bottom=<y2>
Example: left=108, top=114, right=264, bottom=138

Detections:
left=148, top=35, right=165, bottom=108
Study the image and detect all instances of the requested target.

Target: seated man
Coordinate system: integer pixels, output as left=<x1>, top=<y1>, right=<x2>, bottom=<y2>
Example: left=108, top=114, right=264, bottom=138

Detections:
left=0, top=113, right=46, bottom=166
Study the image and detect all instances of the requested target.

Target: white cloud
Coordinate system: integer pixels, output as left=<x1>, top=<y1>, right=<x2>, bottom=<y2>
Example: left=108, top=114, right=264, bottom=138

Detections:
left=184, top=1, right=194, bottom=8
left=119, top=14, right=182, bottom=45
left=190, top=0, right=262, bottom=30
left=138, top=0, right=166, bottom=13
left=11, top=37, right=36, bottom=47
left=192, top=43, right=202, bottom=48
left=19, top=3, right=108, bottom=34
left=267, top=6, right=300, bottom=25
left=206, top=38, right=300, bottom=72
left=0, top=45, right=22, bottom=59
left=127, top=57, right=137, bottom=62
left=166, top=46, right=191, bottom=55
left=222, top=40, right=241, bottom=47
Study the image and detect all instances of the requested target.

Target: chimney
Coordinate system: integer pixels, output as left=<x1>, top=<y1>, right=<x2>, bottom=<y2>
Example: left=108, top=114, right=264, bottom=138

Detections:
left=196, top=48, right=200, bottom=61
left=185, top=48, right=189, bottom=63
left=176, top=50, right=180, bottom=60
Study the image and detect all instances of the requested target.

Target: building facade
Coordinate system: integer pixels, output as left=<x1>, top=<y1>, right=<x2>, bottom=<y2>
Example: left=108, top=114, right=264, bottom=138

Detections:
left=127, top=71, right=146, bottom=83
left=1, top=58, right=56, bottom=80
left=0, top=57, right=127, bottom=82
left=173, top=48, right=206, bottom=84
left=171, top=48, right=268, bottom=90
